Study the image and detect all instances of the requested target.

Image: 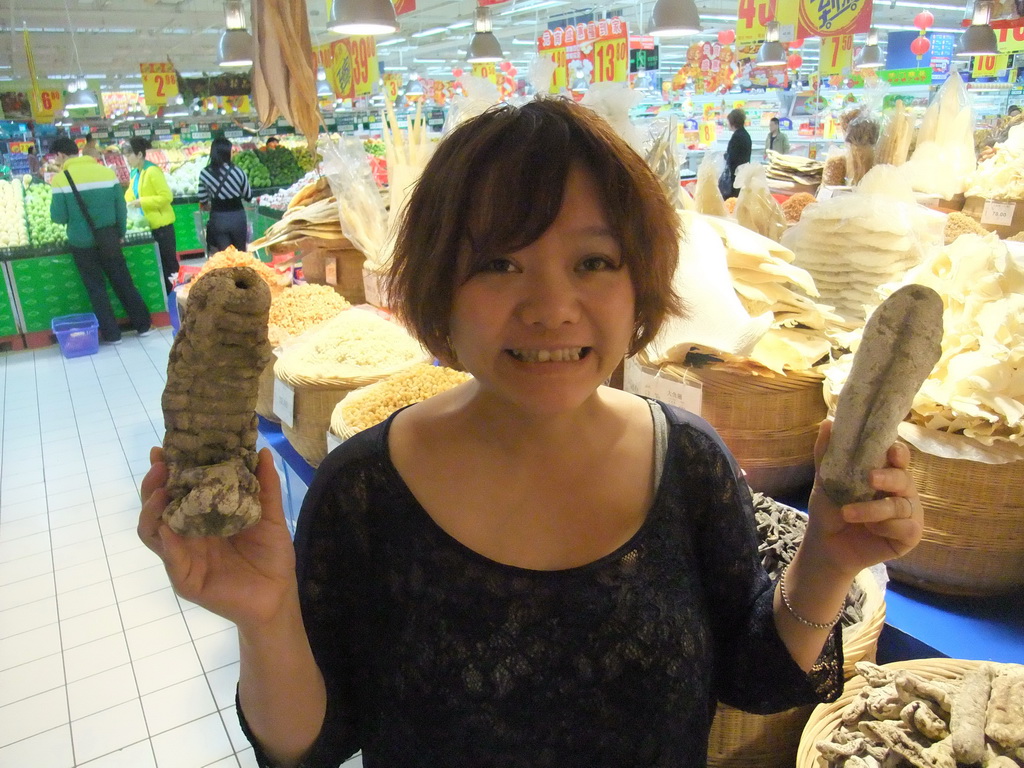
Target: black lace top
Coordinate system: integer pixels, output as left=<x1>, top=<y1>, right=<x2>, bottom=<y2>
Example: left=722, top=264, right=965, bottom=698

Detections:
left=239, top=401, right=842, bottom=768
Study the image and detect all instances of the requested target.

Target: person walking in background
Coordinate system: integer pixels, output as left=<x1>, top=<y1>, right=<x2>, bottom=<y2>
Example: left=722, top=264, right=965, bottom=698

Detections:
left=50, top=137, right=151, bottom=345
left=124, top=137, right=178, bottom=291
left=27, top=145, right=41, bottom=179
left=765, top=116, right=791, bottom=157
left=199, top=137, right=252, bottom=254
left=722, top=108, right=752, bottom=199
left=82, top=135, right=102, bottom=159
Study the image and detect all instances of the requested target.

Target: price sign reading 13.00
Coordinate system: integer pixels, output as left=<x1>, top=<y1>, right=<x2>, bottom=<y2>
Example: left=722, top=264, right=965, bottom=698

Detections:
left=593, top=37, right=628, bottom=83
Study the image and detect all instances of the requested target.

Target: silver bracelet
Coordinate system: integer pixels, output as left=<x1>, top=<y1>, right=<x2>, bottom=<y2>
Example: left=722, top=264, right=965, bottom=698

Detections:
left=779, top=566, right=844, bottom=630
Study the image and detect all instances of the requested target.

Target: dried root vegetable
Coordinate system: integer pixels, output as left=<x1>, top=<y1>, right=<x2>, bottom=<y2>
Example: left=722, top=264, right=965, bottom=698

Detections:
left=819, top=284, right=944, bottom=506
left=822, top=152, right=848, bottom=186
left=953, top=665, right=996, bottom=764
left=987, top=666, right=1024, bottom=749
left=161, top=266, right=272, bottom=537
left=781, top=192, right=816, bottom=224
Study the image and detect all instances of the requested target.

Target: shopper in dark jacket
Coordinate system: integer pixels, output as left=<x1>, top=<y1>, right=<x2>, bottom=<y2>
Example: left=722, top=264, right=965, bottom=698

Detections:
left=199, top=137, right=252, bottom=254
left=50, top=136, right=151, bottom=344
left=724, top=108, right=752, bottom=199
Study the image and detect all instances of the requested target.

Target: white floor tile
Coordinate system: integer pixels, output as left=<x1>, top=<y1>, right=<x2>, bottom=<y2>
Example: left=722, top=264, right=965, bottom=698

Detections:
left=60, top=604, right=123, bottom=650
left=194, top=627, right=240, bottom=674
left=0, top=572, right=55, bottom=612
left=0, top=531, right=51, bottom=564
left=96, top=492, right=144, bottom=518
left=0, top=498, right=46, bottom=522
left=0, top=456, right=44, bottom=477
left=118, top=587, right=182, bottom=630
left=236, top=748, right=259, bottom=768
left=0, top=623, right=61, bottom=673
left=41, top=472, right=92, bottom=496
left=71, top=699, right=149, bottom=765
left=0, top=550, right=52, bottom=584
left=132, top=643, right=205, bottom=696
left=0, top=513, right=49, bottom=542
left=220, top=704, right=249, bottom=753
left=0, top=687, right=68, bottom=748
left=183, top=607, right=235, bottom=641
left=0, top=596, right=58, bottom=641
left=98, top=509, right=139, bottom=537
left=56, top=580, right=116, bottom=620
left=0, top=724, right=74, bottom=768
left=77, top=739, right=156, bottom=768
left=54, top=558, right=111, bottom=595
left=125, top=614, right=191, bottom=661
left=106, top=545, right=160, bottom=578
left=84, top=461, right=133, bottom=483
left=205, top=662, right=240, bottom=712
left=0, top=467, right=45, bottom=490
left=48, top=518, right=102, bottom=548
left=102, top=528, right=144, bottom=556
left=0, top=653, right=65, bottom=708
left=0, top=482, right=46, bottom=506
left=51, top=536, right=106, bottom=571
left=206, top=757, right=242, bottom=768
left=48, top=502, right=100, bottom=531
left=42, top=460, right=88, bottom=483
left=141, top=675, right=217, bottom=736
left=63, top=633, right=131, bottom=684
left=150, top=712, right=234, bottom=768
left=46, top=486, right=94, bottom=514
left=66, top=663, right=139, bottom=721
left=112, top=563, right=171, bottom=602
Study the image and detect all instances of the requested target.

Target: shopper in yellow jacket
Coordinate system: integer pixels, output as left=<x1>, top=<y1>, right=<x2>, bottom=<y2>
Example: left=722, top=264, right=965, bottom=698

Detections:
left=125, top=137, right=178, bottom=290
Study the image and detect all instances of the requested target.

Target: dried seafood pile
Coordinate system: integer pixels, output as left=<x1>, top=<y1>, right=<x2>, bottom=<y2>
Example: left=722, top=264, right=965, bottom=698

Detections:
left=816, top=661, right=1024, bottom=768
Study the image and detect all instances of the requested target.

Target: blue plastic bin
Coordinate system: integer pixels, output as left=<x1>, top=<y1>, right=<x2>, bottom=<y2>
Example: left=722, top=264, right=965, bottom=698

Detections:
left=51, top=313, right=100, bottom=358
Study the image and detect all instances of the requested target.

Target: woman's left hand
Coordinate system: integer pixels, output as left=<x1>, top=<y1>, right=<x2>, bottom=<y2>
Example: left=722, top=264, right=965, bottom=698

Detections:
left=803, top=419, right=924, bottom=578
left=128, top=199, right=141, bottom=208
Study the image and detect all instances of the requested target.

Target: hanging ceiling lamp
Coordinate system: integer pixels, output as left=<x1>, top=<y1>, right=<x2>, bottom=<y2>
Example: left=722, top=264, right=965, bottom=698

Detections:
left=66, top=88, right=98, bottom=109
left=328, top=0, right=399, bottom=35
left=855, top=28, right=885, bottom=68
left=60, top=0, right=97, bottom=110
left=648, top=0, right=702, bottom=36
left=956, top=0, right=999, bottom=57
left=756, top=21, right=787, bottom=66
left=467, top=6, right=503, bottom=63
left=218, top=0, right=254, bottom=68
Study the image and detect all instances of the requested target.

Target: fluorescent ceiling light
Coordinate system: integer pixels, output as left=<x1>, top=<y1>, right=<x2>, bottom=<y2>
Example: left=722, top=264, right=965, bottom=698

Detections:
left=411, top=27, right=447, bottom=38
left=499, top=1, right=566, bottom=16
left=377, top=37, right=407, bottom=46
left=874, top=24, right=964, bottom=33
left=447, top=21, right=473, bottom=30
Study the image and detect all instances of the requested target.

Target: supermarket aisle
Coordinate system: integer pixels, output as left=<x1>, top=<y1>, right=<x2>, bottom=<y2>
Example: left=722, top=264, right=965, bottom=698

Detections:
left=0, top=333, right=362, bottom=768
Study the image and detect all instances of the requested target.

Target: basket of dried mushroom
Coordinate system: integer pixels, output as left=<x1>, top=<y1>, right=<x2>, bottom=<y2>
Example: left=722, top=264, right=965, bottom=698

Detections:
left=797, top=658, right=1024, bottom=768
left=707, top=494, right=887, bottom=768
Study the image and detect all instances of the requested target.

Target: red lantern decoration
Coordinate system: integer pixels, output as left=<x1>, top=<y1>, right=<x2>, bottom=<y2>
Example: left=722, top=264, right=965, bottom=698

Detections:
left=453, top=68, right=464, bottom=77
left=791, top=38, right=804, bottom=48
left=787, top=53, right=803, bottom=69
left=500, top=61, right=512, bottom=72
left=910, top=36, right=931, bottom=56
left=717, top=29, right=736, bottom=45
left=508, top=67, right=518, bottom=77
left=914, top=11, right=934, bottom=30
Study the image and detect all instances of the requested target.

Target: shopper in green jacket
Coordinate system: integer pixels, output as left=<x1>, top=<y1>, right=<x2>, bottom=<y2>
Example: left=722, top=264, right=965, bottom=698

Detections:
left=50, top=136, right=151, bottom=344
left=125, top=137, right=178, bottom=290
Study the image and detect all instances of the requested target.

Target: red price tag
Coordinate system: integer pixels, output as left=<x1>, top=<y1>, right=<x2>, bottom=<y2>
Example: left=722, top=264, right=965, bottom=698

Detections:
left=140, top=62, right=179, bottom=106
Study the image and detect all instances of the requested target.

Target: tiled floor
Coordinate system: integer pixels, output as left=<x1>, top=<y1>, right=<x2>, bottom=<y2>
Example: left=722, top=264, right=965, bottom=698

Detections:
left=0, top=330, right=362, bottom=768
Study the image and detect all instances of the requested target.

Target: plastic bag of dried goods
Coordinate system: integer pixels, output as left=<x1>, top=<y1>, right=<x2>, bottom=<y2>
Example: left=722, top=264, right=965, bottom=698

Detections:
left=694, top=152, right=728, bottom=217
left=582, top=82, right=644, bottom=152
left=843, top=106, right=882, bottom=186
left=734, top=162, right=787, bottom=243
left=318, top=134, right=388, bottom=263
left=643, top=115, right=682, bottom=208
left=875, top=98, right=915, bottom=167
left=821, top=145, right=848, bottom=187
left=904, top=71, right=976, bottom=199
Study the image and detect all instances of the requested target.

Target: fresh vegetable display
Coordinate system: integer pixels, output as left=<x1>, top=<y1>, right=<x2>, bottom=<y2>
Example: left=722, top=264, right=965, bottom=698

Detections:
left=292, top=146, right=318, bottom=173
left=24, top=184, right=67, bottom=247
left=261, top=146, right=304, bottom=187
left=0, top=179, right=29, bottom=248
left=167, top=156, right=208, bottom=197
left=235, top=150, right=272, bottom=188
left=363, top=139, right=386, bottom=157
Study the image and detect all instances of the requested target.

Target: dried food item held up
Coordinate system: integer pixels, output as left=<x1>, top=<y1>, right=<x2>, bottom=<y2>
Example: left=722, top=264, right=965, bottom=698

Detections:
left=820, top=284, right=943, bottom=506
left=161, top=266, right=273, bottom=536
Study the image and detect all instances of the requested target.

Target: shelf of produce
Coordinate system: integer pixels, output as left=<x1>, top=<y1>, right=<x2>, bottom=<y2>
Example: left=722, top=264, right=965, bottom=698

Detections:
left=4, top=239, right=169, bottom=346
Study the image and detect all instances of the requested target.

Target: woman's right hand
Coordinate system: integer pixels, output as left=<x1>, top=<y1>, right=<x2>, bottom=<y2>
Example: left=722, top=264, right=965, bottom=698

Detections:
left=138, top=447, right=300, bottom=630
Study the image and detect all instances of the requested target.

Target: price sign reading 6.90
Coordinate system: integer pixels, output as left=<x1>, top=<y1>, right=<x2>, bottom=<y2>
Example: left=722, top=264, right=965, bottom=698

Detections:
left=593, top=37, right=628, bottom=82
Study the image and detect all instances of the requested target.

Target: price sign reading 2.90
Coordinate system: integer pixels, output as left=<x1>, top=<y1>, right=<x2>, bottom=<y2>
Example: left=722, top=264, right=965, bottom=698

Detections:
left=140, top=62, right=179, bottom=106
left=593, top=37, right=628, bottom=82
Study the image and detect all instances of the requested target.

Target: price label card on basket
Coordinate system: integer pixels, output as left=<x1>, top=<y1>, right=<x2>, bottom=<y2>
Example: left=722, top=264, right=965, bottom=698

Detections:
left=273, top=378, right=295, bottom=428
left=656, top=376, right=703, bottom=416
left=981, top=199, right=1016, bottom=227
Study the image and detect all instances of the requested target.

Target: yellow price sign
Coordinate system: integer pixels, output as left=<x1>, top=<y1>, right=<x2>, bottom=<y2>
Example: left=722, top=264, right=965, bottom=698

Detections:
left=819, top=35, right=853, bottom=76
left=593, top=37, right=628, bottom=83
left=472, top=62, right=498, bottom=84
left=31, top=89, right=63, bottom=122
left=383, top=73, right=402, bottom=103
left=703, top=102, right=716, bottom=121
left=139, top=62, right=178, bottom=107
left=328, top=40, right=354, bottom=100
left=699, top=121, right=717, bottom=145
left=350, top=36, right=378, bottom=96
left=973, top=54, right=1009, bottom=77
left=549, top=48, right=567, bottom=92
left=736, top=0, right=798, bottom=44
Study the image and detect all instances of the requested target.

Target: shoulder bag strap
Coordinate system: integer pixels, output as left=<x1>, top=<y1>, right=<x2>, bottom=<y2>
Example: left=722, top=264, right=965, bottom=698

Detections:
left=63, top=171, right=99, bottom=236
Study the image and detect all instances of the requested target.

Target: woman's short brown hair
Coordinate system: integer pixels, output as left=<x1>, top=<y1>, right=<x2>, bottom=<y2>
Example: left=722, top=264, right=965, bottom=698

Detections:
left=727, top=109, right=746, bottom=129
left=387, top=98, right=683, bottom=361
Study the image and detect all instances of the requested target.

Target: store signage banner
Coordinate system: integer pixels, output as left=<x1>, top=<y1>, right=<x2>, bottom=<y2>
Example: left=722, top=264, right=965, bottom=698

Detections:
left=629, top=36, right=659, bottom=72
left=930, top=33, right=955, bottom=84
left=995, top=20, right=1024, bottom=54
left=537, top=17, right=629, bottom=92
left=140, top=63, right=179, bottom=107
left=737, top=0, right=871, bottom=43
left=320, top=37, right=378, bottom=100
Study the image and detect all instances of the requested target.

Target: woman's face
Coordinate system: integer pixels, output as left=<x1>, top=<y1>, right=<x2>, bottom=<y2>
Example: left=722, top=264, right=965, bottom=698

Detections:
left=126, top=150, right=145, bottom=169
left=447, top=166, right=636, bottom=418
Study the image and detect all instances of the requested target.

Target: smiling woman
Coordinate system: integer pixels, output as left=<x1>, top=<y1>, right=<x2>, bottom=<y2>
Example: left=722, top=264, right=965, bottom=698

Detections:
left=139, top=97, right=925, bottom=768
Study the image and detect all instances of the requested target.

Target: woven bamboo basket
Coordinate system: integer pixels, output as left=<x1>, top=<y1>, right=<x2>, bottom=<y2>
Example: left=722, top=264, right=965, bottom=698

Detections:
left=707, top=570, right=886, bottom=768
left=886, top=444, right=1024, bottom=596
left=796, top=658, right=982, bottom=768
left=255, top=354, right=279, bottom=423
left=299, top=239, right=366, bottom=306
left=655, top=361, right=826, bottom=497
